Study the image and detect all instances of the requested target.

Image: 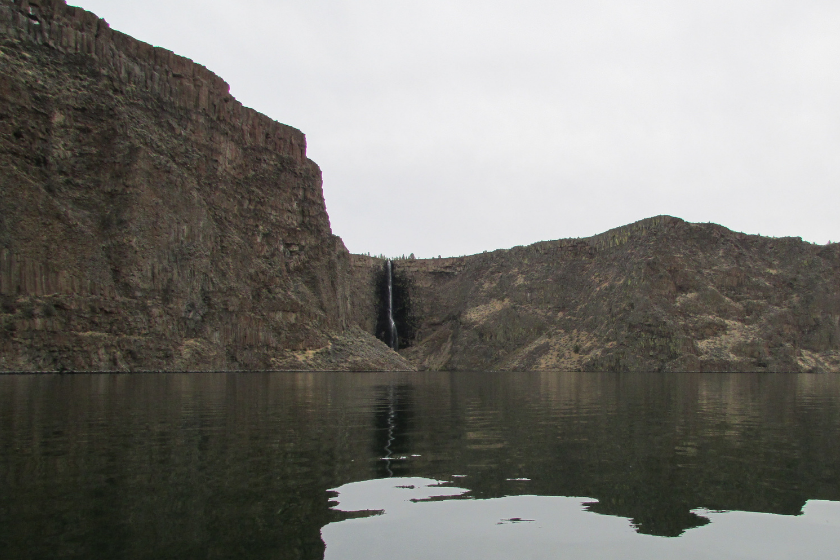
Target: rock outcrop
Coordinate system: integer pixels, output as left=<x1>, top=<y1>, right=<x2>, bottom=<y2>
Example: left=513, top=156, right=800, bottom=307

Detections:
left=352, top=216, right=840, bottom=372
left=0, top=0, right=413, bottom=371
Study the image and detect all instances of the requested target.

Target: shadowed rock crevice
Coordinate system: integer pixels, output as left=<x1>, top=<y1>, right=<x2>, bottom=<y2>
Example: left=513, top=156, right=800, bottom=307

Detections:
left=374, top=261, right=418, bottom=351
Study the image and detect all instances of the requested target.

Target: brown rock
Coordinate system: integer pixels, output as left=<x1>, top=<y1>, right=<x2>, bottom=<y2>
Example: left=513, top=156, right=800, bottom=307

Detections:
left=0, top=0, right=412, bottom=372
left=352, top=217, right=840, bottom=372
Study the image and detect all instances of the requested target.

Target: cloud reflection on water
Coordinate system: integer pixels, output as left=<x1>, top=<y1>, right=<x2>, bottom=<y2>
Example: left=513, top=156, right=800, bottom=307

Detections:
left=323, top=477, right=840, bottom=560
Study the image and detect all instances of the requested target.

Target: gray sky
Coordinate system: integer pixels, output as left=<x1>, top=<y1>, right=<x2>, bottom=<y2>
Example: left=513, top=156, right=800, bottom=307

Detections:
left=73, top=0, right=840, bottom=257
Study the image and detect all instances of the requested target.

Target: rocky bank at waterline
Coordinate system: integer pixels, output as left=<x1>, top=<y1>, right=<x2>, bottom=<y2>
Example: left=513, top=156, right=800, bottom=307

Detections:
left=1, top=1, right=838, bottom=372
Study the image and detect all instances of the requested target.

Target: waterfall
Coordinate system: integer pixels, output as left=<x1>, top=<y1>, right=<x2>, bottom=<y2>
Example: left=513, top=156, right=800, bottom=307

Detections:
left=387, top=260, right=399, bottom=350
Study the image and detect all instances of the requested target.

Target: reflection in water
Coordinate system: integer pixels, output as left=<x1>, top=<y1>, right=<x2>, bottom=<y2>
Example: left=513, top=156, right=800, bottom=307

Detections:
left=324, top=478, right=840, bottom=560
left=372, top=384, right=413, bottom=478
left=0, top=372, right=839, bottom=559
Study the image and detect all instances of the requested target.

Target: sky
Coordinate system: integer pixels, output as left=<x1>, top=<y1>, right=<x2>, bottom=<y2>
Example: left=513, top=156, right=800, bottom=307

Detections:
left=72, top=0, right=840, bottom=258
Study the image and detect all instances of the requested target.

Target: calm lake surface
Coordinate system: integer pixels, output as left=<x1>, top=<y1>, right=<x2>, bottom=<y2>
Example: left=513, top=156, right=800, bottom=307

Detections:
left=1, top=371, right=839, bottom=559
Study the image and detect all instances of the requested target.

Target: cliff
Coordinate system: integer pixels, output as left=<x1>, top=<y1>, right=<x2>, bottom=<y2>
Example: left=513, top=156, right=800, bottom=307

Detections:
left=0, top=0, right=413, bottom=371
left=353, top=217, right=840, bottom=372
left=3, top=1, right=837, bottom=374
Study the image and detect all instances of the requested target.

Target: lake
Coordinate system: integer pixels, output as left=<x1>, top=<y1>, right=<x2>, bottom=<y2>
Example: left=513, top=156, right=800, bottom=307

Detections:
left=1, top=371, right=839, bottom=559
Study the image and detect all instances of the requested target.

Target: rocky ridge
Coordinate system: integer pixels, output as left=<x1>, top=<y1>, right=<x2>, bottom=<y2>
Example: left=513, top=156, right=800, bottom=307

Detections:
left=0, top=0, right=413, bottom=371
left=353, top=216, right=840, bottom=372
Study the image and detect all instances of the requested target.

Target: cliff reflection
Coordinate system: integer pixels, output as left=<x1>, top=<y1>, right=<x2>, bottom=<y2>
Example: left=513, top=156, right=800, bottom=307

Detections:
left=1, top=371, right=839, bottom=559
left=324, top=478, right=840, bottom=560
left=370, top=372, right=840, bottom=537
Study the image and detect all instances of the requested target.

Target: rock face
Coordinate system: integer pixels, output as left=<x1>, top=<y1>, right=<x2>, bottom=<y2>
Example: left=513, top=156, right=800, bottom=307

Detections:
left=0, top=0, right=413, bottom=371
left=352, top=216, right=840, bottom=372
left=2, top=2, right=838, bottom=374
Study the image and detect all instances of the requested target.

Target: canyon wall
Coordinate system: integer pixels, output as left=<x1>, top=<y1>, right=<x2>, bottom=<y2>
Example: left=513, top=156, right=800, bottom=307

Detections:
left=352, top=217, right=840, bottom=372
left=3, top=1, right=837, bottom=373
left=0, top=0, right=412, bottom=371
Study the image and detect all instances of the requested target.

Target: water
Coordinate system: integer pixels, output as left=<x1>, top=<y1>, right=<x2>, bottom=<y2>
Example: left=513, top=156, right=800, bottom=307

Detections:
left=1, top=371, right=839, bottom=559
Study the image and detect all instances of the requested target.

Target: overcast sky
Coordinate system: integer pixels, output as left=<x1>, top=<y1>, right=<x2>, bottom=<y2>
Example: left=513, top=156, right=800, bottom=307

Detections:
left=73, top=0, right=840, bottom=257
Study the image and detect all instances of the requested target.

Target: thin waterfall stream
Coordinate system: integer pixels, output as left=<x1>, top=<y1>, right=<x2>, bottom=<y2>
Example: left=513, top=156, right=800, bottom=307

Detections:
left=387, top=260, right=398, bottom=350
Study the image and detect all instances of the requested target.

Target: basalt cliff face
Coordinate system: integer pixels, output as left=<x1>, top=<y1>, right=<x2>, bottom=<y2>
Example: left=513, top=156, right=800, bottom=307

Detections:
left=353, top=217, right=840, bottom=372
left=2, top=2, right=838, bottom=374
left=0, top=0, right=413, bottom=371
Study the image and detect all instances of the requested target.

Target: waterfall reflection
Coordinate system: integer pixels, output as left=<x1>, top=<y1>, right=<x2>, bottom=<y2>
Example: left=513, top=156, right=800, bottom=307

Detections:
left=372, top=384, right=413, bottom=478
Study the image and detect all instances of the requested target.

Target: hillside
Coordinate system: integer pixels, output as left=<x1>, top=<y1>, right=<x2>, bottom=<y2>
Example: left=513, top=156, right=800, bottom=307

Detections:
left=353, top=216, right=840, bottom=372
